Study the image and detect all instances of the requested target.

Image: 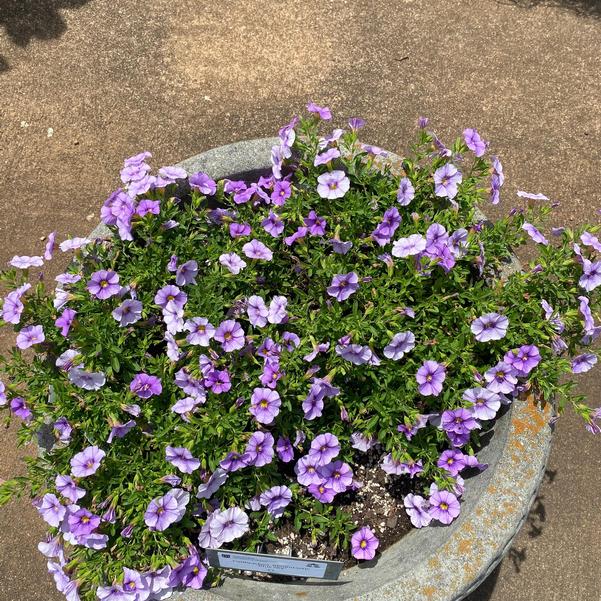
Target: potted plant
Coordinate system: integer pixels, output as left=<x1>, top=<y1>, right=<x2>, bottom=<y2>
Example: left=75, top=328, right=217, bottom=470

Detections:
left=1, top=104, right=599, bottom=601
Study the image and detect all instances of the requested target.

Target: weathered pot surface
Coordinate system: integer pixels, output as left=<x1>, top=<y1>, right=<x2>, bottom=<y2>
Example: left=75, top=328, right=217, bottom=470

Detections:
left=84, top=138, right=551, bottom=601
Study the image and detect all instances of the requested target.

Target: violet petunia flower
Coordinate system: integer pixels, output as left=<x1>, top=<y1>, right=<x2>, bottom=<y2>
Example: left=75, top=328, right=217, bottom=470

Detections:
left=70, top=446, right=106, bottom=477
left=396, top=177, right=415, bottom=206
left=504, top=345, right=541, bottom=375
left=433, top=164, right=462, bottom=200
left=314, top=148, right=341, bottom=166
left=261, top=211, right=285, bottom=237
left=249, top=387, right=281, bottom=425
left=350, top=527, right=379, bottom=560
left=68, top=507, right=100, bottom=536
left=579, top=259, right=601, bottom=292
left=404, top=494, right=432, bottom=528
left=484, top=361, right=518, bottom=394
left=429, top=490, right=461, bottom=524
left=308, top=433, right=340, bottom=466
left=136, top=199, right=160, bottom=216
left=166, top=446, right=200, bottom=474
left=35, top=493, right=66, bottom=527
left=242, top=239, right=273, bottom=261
left=522, top=222, right=549, bottom=245
left=416, top=360, right=446, bottom=396
left=219, top=252, right=247, bottom=274
left=276, top=436, right=294, bottom=462
left=10, top=397, right=32, bottom=421
left=517, top=190, right=548, bottom=200
left=10, top=255, right=44, bottom=269
left=306, top=102, right=332, bottom=120
left=463, top=387, right=501, bottom=420
left=284, top=226, right=308, bottom=246
left=209, top=507, right=249, bottom=543
left=130, top=373, right=162, bottom=398
left=244, top=431, right=275, bottom=467
left=229, top=222, right=251, bottom=238
left=383, top=331, right=416, bottom=360
left=59, top=237, right=91, bottom=252
left=259, top=485, right=292, bottom=518
left=308, top=482, right=336, bottom=503
left=55, top=475, right=86, bottom=504
left=184, top=317, right=215, bottom=346
left=327, top=272, right=359, bottom=301
left=392, top=234, right=426, bottom=258
left=471, top=312, right=509, bottom=342
left=189, top=172, right=217, bottom=195
left=572, top=353, right=598, bottom=374
left=68, top=368, right=106, bottom=390
left=437, top=449, right=467, bottom=476
left=87, top=270, right=120, bottom=299
left=317, top=460, right=353, bottom=493
left=112, top=299, right=143, bottom=326
left=44, top=232, right=57, bottom=260
left=214, top=319, right=245, bottom=352
left=107, top=420, right=136, bottom=444
left=304, top=210, right=327, bottom=236
left=144, top=489, right=190, bottom=531
left=463, top=128, right=486, bottom=157
left=295, top=455, right=322, bottom=486
left=55, top=307, right=77, bottom=337
left=247, top=296, right=268, bottom=327
left=154, top=285, right=187, bottom=310
left=350, top=432, right=377, bottom=452
left=16, top=324, right=45, bottom=349
left=317, top=170, right=350, bottom=200
left=271, top=180, right=292, bottom=206
left=196, top=468, right=228, bottom=499
left=175, top=260, right=198, bottom=286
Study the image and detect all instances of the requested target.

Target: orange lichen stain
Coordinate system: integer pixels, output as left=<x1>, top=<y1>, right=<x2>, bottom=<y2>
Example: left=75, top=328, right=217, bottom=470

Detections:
left=457, top=539, right=472, bottom=554
left=422, top=585, right=437, bottom=598
left=294, top=594, right=308, bottom=598
left=511, top=395, right=549, bottom=436
left=429, top=557, right=441, bottom=569
left=486, top=485, right=497, bottom=494
left=462, top=522, right=475, bottom=534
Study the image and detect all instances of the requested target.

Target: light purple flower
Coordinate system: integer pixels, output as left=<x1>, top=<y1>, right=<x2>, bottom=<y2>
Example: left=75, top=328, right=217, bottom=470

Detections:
left=404, top=494, right=432, bottom=528
left=107, top=420, right=136, bottom=444
left=10, top=255, right=44, bottom=269
left=97, top=584, right=130, bottom=601
left=53, top=416, right=73, bottom=442
left=317, top=170, right=350, bottom=200
left=309, top=433, right=340, bottom=466
left=197, top=468, right=228, bottom=500
left=247, top=296, right=269, bottom=327
left=209, top=507, right=249, bottom=543
left=572, top=353, right=598, bottom=374
left=219, top=252, right=246, bottom=274
left=44, top=232, right=57, bottom=260
left=383, top=331, right=415, bottom=360
left=463, top=128, right=486, bottom=157
left=307, top=102, right=332, bottom=120
left=504, top=345, right=541, bottom=375
left=154, top=285, right=187, bottom=309
left=70, top=446, right=106, bottom=477
left=392, top=234, right=426, bottom=258
left=68, top=368, right=106, bottom=390
left=68, top=507, right=101, bottom=536
left=245, top=431, right=275, bottom=467
left=317, top=460, right=353, bottom=493
left=259, top=485, right=292, bottom=518
left=433, top=164, right=462, bottom=199
left=295, top=455, right=322, bottom=486
left=249, top=387, right=281, bottom=425
left=335, top=343, right=373, bottom=365
left=463, top=387, right=501, bottom=420
left=214, top=319, right=245, bottom=352
left=56, top=475, right=86, bottom=503
left=308, top=482, right=336, bottom=503
left=166, top=446, right=200, bottom=474
left=304, top=210, right=327, bottom=236
left=229, top=222, right=251, bottom=238
left=471, top=312, right=509, bottom=342
left=189, top=172, right=217, bottom=195
left=351, top=527, right=379, bottom=560
left=429, top=490, right=460, bottom=524
left=112, top=299, right=143, bottom=326
left=276, top=437, right=294, bottom=463
left=155, top=165, right=187, bottom=187
left=242, top=239, right=273, bottom=261
left=36, top=493, right=66, bottom=527
left=416, top=360, right=446, bottom=396
left=284, top=226, right=308, bottom=247
left=437, top=449, right=467, bottom=476
left=144, top=489, right=190, bottom=531
left=60, top=237, right=91, bottom=252
left=122, top=568, right=150, bottom=600
left=175, top=260, right=198, bottom=286
left=87, top=270, right=120, bottom=300
left=327, top=272, right=359, bottom=301
left=130, top=373, right=162, bottom=398
left=517, top=190, right=548, bottom=200
left=330, top=238, right=353, bottom=254
left=350, top=432, right=377, bottom=452
left=397, top=177, right=415, bottom=206
left=484, top=361, right=518, bottom=394
left=16, top=324, right=45, bottom=349
left=314, top=148, right=341, bottom=166
left=2, top=291, right=24, bottom=324
left=136, top=199, right=160, bottom=216
left=348, top=116, right=366, bottom=130
left=522, top=222, right=549, bottom=245
left=272, top=180, right=292, bottom=206
left=55, top=308, right=76, bottom=337
left=579, top=259, right=601, bottom=292
left=261, top=212, right=284, bottom=237
left=184, top=317, right=215, bottom=346
left=10, top=397, right=32, bottom=421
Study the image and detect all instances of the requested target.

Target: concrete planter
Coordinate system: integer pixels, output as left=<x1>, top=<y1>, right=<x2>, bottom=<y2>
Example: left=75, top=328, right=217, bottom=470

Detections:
left=154, top=138, right=553, bottom=601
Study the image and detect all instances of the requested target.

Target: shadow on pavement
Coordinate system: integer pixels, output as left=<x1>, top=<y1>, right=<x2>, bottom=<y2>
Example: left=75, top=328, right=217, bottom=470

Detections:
left=501, top=0, right=601, bottom=18
left=464, top=469, right=556, bottom=600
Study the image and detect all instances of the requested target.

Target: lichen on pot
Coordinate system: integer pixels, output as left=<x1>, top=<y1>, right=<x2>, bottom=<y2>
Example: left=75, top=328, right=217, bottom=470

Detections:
left=0, top=105, right=599, bottom=601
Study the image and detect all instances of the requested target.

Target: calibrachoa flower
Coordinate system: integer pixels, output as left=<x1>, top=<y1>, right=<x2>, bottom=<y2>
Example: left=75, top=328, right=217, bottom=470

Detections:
left=144, top=489, right=190, bottom=531
left=484, top=361, right=518, bottom=394
left=471, top=312, right=509, bottom=342
left=68, top=368, right=106, bottom=390
left=249, top=387, right=281, bottom=424
left=384, top=331, right=416, bottom=360
left=392, top=234, right=426, bottom=258
left=327, top=272, right=359, bottom=301
left=404, top=494, right=432, bottom=528
left=317, top=170, right=350, bottom=199
left=10, top=255, right=44, bottom=269
left=437, top=449, right=467, bottom=476
left=433, top=163, right=462, bottom=199
left=463, top=128, right=486, bottom=156
left=35, top=493, right=66, bottom=527
left=184, top=317, right=215, bottom=346
left=309, top=433, right=340, bottom=466
left=111, top=299, right=142, bottom=326
left=70, top=446, right=106, bottom=477
left=165, top=446, right=200, bottom=474
left=397, top=177, right=415, bottom=205
left=242, top=239, right=273, bottom=260
left=416, top=360, right=446, bottom=396
left=308, top=482, right=336, bottom=503
left=317, top=460, right=353, bottom=493
left=572, top=353, right=598, bottom=373
left=350, top=527, right=379, bottom=560
left=130, top=373, right=162, bottom=398
left=245, top=431, right=275, bottom=467
left=429, top=490, right=461, bottom=524
left=522, top=222, right=549, bottom=245
left=463, top=387, right=501, bottom=420
left=214, top=319, right=245, bottom=352
left=579, top=258, right=601, bottom=292
left=219, top=252, right=247, bottom=274
left=16, top=324, right=45, bottom=349
left=87, top=270, right=120, bottom=299
left=10, top=397, right=32, bottom=421
left=504, top=344, right=541, bottom=375
left=209, top=507, right=249, bottom=543
left=154, top=285, right=187, bottom=309
left=259, top=485, right=293, bottom=518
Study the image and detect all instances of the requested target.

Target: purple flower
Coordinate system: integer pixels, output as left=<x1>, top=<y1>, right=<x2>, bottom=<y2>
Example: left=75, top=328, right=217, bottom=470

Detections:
left=314, top=148, right=341, bottom=166
left=433, top=163, right=462, bottom=200
left=166, top=446, right=200, bottom=474
left=283, top=226, right=308, bottom=247
left=335, top=343, right=373, bottom=365
left=245, top=431, right=275, bottom=467
left=242, top=239, right=273, bottom=261
left=579, top=259, right=601, bottom=292
left=184, top=317, right=215, bottom=346
left=471, top=312, right=509, bottom=342
left=136, top=199, right=161, bottom=216
left=517, top=190, right=548, bottom=200
left=130, top=373, right=162, bottom=399
left=154, top=285, right=187, bottom=309
left=437, top=449, right=467, bottom=476
left=271, top=180, right=292, bottom=206
left=2, top=291, right=24, bottom=324
left=317, top=170, right=350, bottom=199
left=383, top=331, right=416, bottom=360
left=107, top=420, right=136, bottom=443
left=261, top=212, right=284, bottom=237
left=111, top=299, right=143, bottom=327
left=16, top=324, right=45, bottom=349
left=55, top=475, right=86, bottom=504
left=295, top=455, right=322, bottom=486
left=351, top=527, right=379, bottom=560
left=429, top=490, right=461, bottom=524
left=70, top=446, right=106, bottom=477
left=56, top=273, right=81, bottom=285
left=169, top=549, right=207, bottom=589
left=442, top=408, right=481, bottom=435
left=416, top=360, right=446, bottom=396
left=307, top=102, right=332, bottom=120
left=304, top=210, right=328, bottom=236
left=276, top=437, right=294, bottom=462
left=249, top=388, right=281, bottom=425
left=214, top=319, right=245, bottom=352
left=121, top=568, right=150, bottom=599
left=392, top=234, right=426, bottom=258
left=53, top=417, right=73, bottom=442
left=247, top=295, right=268, bottom=327
left=229, top=222, right=251, bottom=238
left=463, top=128, right=486, bottom=156
left=302, top=385, right=325, bottom=420
left=309, top=433, right=340, bottom=466
left=209, top=507, right=249, bottom=542
left=219, top=252, right=247, bottom=274
left=484, top=361, right=518, bottom=394
left=87, top=270, right=120, bottom=299
left=348, top=117, right=366, bottom=130
left=308, top=482, right=336, bottom=503
left=572, top=353, right=598, bottom=374
left=10, top=397, right=32, bottom=421
left=68, top=508, right=100, bottom=536
left=327, top=272, right=359, bottom=301
left=59, top=237, right=91, bottom=251
left=522, top=222, right=549, bottom=245
left=155, top=165, right=187, bottom=187
left=259, top=485, right=292, bottom=518
left=189, top=172, right=217, bottom=195
left=330, top=238, right=353, bottom=254
left=44, top=232, right=57, bottom=260
left=35, top=493, right=66, bottom=527
left=404, top=494, right=432, bottom=528
left=144, top=489, right=190, bottom=531
left=68, top=368, right=106, bottom=390
left=220, top=451, right=248, bottom=473
left=397, top=177, right=415, bottom=206
left=317, top=460, right=353, bottom=493
left=504, top=345, right=541, bottom=375
left=350, top=432, right=377, bottom=452
left=463, top=387, right=501, bottom=420
left=10, top=255, right=44, bottom=269
left=175, top=260, right=198, bottom=286
left=266, top=296, right=287, bottom=324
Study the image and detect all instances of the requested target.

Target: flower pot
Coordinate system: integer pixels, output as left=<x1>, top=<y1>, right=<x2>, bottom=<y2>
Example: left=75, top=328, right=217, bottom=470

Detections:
left=139, top=138, right=552, bottom=601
